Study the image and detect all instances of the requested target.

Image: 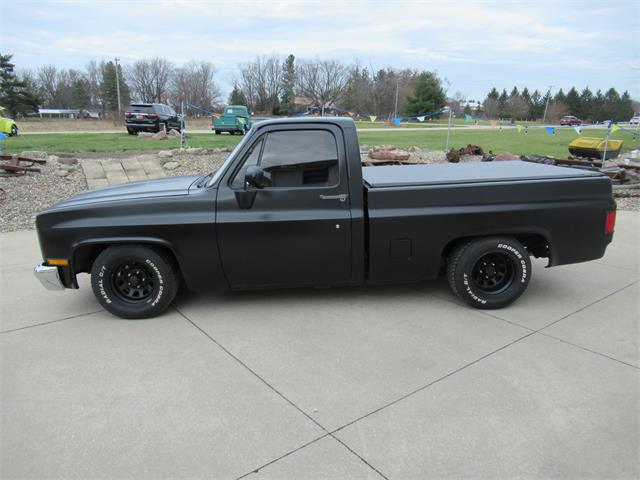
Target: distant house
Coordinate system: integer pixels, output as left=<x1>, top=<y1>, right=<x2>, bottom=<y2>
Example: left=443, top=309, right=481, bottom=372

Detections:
left=28, top=109, right=102, bottom=119
left=460, top=100, right=482, bottom=111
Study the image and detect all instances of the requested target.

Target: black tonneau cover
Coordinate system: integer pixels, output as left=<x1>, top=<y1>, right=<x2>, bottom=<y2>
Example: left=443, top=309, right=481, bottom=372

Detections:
left=362, top=160, right=602, bottom=188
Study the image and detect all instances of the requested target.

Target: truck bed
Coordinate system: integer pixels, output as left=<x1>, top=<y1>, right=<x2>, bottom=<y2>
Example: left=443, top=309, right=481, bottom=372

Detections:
left=362, top=160, right=601, bottom=188
left=362, top=160, right=613, bottom=285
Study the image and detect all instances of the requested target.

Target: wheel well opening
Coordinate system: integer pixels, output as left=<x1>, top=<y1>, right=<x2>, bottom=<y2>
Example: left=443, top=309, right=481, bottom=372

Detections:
left=441, top=233, right=550, bottom=265
left=74, top=242, right=183, bottom=280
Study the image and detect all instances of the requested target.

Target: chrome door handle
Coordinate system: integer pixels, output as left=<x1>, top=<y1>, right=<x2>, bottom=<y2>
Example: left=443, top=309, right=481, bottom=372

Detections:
left=319, top=194, right=348, bottom=202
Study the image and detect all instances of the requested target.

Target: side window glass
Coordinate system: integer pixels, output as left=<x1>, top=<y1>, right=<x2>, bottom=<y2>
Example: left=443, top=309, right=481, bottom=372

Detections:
left=260, top=130, right=339, bottom=188
left=230, top=139, right=263, bottom=189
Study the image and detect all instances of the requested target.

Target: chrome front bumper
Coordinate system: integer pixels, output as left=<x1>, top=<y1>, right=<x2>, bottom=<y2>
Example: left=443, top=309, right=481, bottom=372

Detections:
left=34, top=264, right=65, bottom=291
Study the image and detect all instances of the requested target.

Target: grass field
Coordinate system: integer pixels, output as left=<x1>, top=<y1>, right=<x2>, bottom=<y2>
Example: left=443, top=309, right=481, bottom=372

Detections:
left=2, top=128, right=637, bottom=158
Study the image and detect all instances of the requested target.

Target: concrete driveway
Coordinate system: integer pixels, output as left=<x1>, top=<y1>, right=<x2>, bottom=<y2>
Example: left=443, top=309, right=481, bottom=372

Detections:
left=1, top=212, right=638, bottom=479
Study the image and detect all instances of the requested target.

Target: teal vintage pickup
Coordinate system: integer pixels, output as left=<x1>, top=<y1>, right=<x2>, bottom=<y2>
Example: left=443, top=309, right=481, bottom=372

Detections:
left=211, top=105, right=252, bottom=135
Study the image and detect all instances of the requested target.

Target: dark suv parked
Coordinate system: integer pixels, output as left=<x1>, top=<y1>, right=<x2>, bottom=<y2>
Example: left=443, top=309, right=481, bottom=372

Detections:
left=125, top=103, right=181, bottom=135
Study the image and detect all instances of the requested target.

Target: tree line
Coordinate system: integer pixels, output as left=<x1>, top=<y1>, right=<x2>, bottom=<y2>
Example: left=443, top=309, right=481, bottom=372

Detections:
left=230, top=55, right=446, bottom=117
left=481, top=86, right=635, bottom=123
left=1, top=51, right=448, bottom=119
left=1, top=51, right=636, bottom=122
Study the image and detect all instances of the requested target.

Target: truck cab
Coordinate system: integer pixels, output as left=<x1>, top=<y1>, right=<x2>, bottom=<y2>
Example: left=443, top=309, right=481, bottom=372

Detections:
left=211, top=105, right=252, bottom=135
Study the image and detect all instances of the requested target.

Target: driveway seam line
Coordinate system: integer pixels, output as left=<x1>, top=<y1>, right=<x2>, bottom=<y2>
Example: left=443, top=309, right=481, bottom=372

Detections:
left=537, top=279, right=639, bottom=332
left=234, top=434, right=331, bottom=480
left=538, top=332, right=639, bottom=370
left=0, top=309, right=103, bottom=334
left=330, top=330, right=537, bottom=435
left=173, top=305, right=390, bottom=480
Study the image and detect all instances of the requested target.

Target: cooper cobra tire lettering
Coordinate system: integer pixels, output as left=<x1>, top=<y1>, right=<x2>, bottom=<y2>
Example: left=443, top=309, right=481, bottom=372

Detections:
left=91, top=245, right=179, bottom=319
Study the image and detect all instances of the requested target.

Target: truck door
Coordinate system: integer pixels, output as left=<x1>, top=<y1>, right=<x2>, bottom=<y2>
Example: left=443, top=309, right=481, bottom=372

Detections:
left=216, top=124, right=352, bottom=288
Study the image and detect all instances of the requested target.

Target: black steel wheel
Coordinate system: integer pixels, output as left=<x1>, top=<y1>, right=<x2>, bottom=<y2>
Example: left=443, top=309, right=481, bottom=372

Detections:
left=111, top=260, right=155, bottom=303
left=91, top=245, right=179, bottom=319
left=471, top=253, right=515, bottom=294
left=447, top=237, right=531, bottom=309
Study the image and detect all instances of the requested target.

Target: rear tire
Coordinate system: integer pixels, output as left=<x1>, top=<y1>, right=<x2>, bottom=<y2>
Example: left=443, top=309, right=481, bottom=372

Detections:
left=90, top=245, right=179, bottom=319
left=215, top=130, right=221, bottom=135
left=127, top=129, right=137, bottom=135
left=446, top=237, right=531, bottom=309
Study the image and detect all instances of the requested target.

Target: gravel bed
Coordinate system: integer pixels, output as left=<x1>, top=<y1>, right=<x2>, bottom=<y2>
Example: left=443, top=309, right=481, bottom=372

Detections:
left=0, top=156, right=87, bottom=232
left=160, top=151, right=228, bottom=178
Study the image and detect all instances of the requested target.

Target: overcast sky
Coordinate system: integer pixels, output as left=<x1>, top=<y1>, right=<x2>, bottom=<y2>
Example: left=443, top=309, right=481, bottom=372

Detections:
left=2, top=0, right=638, bottom=100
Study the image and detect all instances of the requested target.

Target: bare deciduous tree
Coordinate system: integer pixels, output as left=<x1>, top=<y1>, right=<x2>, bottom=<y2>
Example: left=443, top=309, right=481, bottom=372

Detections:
left=236, top=55, right=283, bottom=114
left=296, top=59, right=349, bottom=115
left=127, top=58, right=173, bottom=103
left=170, top=61, right=221, bottom=112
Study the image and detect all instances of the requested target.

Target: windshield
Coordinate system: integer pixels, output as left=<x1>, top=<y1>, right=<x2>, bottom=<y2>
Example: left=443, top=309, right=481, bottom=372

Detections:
left=206, top=133, right=252, bottom=187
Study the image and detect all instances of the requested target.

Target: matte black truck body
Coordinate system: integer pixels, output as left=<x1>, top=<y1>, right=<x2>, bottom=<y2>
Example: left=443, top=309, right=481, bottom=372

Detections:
left=35, top=117, right=615, bottom=318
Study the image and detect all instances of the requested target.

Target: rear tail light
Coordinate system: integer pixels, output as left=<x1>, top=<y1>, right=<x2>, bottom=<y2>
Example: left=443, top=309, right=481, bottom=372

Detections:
left=604, top=210, right=616, bottom=234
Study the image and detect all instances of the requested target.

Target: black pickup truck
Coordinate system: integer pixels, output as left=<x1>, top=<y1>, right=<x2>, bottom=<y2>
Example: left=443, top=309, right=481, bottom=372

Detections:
left=35, top=118, right=616, bottom=319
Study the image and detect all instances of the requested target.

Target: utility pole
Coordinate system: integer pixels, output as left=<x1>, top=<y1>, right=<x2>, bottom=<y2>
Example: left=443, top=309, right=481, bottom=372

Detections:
left=542, top=84, right=553, bottom=124
left=114, top=57, right=122, bottom=114
left=393, top=78, right=400, bottom=122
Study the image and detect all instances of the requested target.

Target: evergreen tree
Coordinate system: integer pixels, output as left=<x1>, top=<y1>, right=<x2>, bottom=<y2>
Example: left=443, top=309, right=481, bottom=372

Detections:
left=71, top=79, right=91, bottom=109
left=497, top=89, right=508, bottom=118
left=618, top=91, right=634, bottom=121
left=530, top=89, right=543, bottom=120
left=403, top=71, right=446, bottom=115
left=279, top=54, right=296, bottom=115
left=100, top=61, right=129, bottom=113
left=229, top=84, right=248, bottom=106
left=486, top=87, right=499, bottom=100
left=565, top=87, right=580, bottom=116
left=554, top=88, right=566, bottom=104
left=0, top=53, right=40, bottom=118
left=592, top=90, right=605, bottom=122
left=579, top=87, right=593, bottom=120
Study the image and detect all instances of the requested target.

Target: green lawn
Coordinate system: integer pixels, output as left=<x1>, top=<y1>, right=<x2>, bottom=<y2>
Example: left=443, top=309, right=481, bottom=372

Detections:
left=2, top=128, right=637, bottom=159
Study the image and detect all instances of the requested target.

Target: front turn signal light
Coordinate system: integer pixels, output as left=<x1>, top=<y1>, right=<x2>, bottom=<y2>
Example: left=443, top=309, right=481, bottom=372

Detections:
left=47, top=258, right=69, bottom=266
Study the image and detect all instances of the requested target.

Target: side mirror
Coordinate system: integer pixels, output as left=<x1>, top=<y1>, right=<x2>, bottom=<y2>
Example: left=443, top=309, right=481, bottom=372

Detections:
left=245, top=166, right=271, bottom=189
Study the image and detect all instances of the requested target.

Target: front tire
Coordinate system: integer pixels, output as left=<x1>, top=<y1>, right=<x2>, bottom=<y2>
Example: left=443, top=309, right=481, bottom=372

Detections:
left=10, top=125, right=18, bottom=136
left=447, top=237, right=531, bottom=309
left=90, top=245, right=179, bottom=319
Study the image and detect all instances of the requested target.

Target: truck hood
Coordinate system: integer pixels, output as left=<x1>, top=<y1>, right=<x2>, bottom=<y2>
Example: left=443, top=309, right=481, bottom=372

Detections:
left=48, top=175, right=201, bottom=210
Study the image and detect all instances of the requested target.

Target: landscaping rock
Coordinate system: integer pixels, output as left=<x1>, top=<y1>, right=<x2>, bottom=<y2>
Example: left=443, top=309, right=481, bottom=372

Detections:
left=59, top=164, right=78, bottom=171
left=186, top=147, right=204, bottom=155
left=360, top=144, right=369, bottom=152
left=47, top=155, right=60, bottom=163
left=138, top=132, right=154, bottom=139
left=368, top=145, right=410, bottom=161
left=158, top=150, right=174, bottom=158
left=493, top=152, right=519, bottom=161
left=167, top=129, right=180, bottom=138
left=20, top=151, right=48, bottom=160
left=55, top=169, right=70, bottom=177
left=152, top=129, right=167, bottom=140
left=408, top=146, right=422, bottom=152
left=162, top=161, right=180, bottom=170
